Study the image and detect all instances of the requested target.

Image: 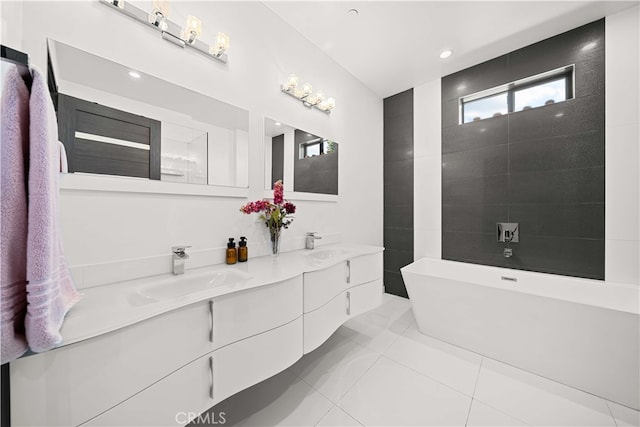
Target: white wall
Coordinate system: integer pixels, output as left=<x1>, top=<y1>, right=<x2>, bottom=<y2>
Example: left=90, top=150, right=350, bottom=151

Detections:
left=604, top=6, right=640, bottom=285
left=414, top=6, right=640, bottom=285
left=4, top=1, right=383, bottom=288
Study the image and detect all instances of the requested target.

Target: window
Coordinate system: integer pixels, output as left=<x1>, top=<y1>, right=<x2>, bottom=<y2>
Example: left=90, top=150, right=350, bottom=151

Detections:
left=299, top=139, right=337, bottom=159
left=460, top=66, right=574, bottom=124
left=463, top=92, right=508, bottom=123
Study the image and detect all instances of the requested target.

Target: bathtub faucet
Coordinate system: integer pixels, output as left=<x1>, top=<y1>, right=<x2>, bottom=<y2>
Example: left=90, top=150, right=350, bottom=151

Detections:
left=503, top=248, right=513, bottom=258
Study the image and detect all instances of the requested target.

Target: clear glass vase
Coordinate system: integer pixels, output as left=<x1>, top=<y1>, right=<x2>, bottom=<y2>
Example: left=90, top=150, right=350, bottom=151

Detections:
left=270, top=228, right=281, bottom=256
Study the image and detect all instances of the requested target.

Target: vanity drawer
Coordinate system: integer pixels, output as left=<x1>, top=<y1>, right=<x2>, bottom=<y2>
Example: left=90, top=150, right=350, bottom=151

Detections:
left=211, top=276, right=302, bottom=350
left=303, top=252, right=383, bottom=314
left=82, top=352, right=215, bottom=426
left=347, top=279, right=384, bottom=318
left=11, top=301, right=211, bottom=426
left=349, top=252, right=383, bottom=287
left=303, top=279, right=383, bottom=354
left=304, top=261, right=348, bottom=313
left=303, top=291, right=350, bottom=353
left=213, top=316, right=303, bottom=405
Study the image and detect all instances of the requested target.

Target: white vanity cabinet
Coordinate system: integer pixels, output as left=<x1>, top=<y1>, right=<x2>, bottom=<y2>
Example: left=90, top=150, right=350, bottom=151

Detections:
left=11, top=301, right=212, bottom=426
left=84, top=319, right=303, bottom=426
left=11, top=277, right=303, bottom=427
left=10, top=246, right=383, bottom=426
left=303, top=252, right=383, bottom=353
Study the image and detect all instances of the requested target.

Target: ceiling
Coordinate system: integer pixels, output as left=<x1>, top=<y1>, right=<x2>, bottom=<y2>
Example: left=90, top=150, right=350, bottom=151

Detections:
left=265, top=1, right=638, bottom=98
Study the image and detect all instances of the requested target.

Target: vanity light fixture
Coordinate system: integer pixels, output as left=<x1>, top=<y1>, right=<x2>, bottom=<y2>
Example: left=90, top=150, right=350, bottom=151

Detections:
left=281, top=74, right=336, bottom=114
left=100, top=0, right=229, bottom=64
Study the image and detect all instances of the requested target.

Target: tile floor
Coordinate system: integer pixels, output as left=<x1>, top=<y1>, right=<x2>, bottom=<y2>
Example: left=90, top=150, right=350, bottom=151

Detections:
left=200, top=294, right=640, bottom=426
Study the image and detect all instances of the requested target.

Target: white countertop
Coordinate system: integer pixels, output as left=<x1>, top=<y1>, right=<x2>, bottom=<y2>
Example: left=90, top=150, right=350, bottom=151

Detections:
left=59, top=243, right=383, bottom=347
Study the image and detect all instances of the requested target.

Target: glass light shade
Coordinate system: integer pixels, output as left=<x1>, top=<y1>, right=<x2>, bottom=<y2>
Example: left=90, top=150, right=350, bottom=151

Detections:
left=326, top=97, right=336, bottom=109
left=315, top=91, right=324, bottom=103
left=302, top=82, right=313, bottom=96
left=286, top=74, right=299, bottom=90
left=183, top=15, right=202, bottom=43
left=213, top=32, right=230, bottom=54
left=151, top=0, right=170, bottom=17
left=306, top=94, right=318, bottom=105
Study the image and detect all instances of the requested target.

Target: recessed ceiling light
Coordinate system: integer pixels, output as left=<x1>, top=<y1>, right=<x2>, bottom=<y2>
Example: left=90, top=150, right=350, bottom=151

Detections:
left=439, top=49, right=453, bottom=59
left=128, top=71, right=141, bottom=79
left=275, top=122, right=282, bottom=126
left=347, top=8, right=359, bottom=16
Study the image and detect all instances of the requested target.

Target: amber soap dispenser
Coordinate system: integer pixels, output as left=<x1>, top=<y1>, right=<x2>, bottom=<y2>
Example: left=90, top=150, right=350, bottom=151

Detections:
left=226, top=238, right=237, bottom=265
left=238, top=236, right=248, bottom=262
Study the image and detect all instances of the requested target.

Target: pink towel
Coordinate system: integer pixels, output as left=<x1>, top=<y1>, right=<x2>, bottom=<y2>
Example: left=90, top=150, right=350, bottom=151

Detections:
left=0, top=66, right=30, bottom=363
left=24, top=67, right=80, bottom=352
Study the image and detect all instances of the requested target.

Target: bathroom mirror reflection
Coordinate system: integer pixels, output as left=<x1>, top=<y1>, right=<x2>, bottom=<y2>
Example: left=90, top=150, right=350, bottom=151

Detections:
left=264, top=118, right=338, bottom=195
left=48, top=39, right=249, bottom=188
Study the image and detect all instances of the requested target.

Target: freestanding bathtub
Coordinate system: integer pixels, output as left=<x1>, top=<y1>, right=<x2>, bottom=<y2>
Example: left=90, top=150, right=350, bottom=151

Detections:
left=401, top=258, right=639, bottom=410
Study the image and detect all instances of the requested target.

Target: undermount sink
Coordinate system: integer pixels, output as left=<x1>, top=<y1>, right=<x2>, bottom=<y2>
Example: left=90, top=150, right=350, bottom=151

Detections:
left=130, top=269, right=253, bottom=305
left=303, top=248, right=352, bottom=261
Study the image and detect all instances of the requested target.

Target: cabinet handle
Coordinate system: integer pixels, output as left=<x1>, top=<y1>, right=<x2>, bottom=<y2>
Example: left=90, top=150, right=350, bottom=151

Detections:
left=209, top=356, right=214, bottom=399
left=346, top=291, right=351, bottom=315
left=208, top=300, right=214, bottom=343
left=346, top=260, right=351, bottom=284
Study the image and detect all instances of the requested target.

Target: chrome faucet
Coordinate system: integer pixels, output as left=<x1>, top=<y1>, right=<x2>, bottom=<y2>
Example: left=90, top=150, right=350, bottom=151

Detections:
left=171, top=245, right=191, bottom=275
left=305, top=232, right=322, bottom=250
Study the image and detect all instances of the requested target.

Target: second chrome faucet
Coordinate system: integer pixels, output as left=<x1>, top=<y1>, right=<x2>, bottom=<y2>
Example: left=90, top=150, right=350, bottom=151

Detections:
left=305, top=232, right=322, bottom=249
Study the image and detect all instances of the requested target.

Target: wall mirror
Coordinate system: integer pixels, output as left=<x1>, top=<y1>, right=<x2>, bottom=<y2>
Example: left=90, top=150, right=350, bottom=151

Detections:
left=264, top=118, right=338, bottom=196
left=48, top=39, right=249, bottom=188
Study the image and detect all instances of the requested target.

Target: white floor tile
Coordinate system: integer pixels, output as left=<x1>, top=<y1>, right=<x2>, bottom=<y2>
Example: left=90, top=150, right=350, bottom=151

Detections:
left=383, top=323, right=482, bottom=396
left=337, top=295, right=414, bottom=354
left=289, top=332, right=379, bottom=403
left=466, top=399, right=529, bottom=426
left=474, top=358, right=616, bottom=426
left=316, top=405, right=363, bottom=426
left=338, top=356, right=471, bottom=426
left=608, top=401, right=640, bottom=426
left=209, top=369, right=333, bottom=426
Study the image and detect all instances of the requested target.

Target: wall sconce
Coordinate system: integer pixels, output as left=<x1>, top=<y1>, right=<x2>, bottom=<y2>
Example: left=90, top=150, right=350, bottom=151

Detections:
left=281, top=74, right=335, bottom=114
left=100, top=0, right=229, bottom=64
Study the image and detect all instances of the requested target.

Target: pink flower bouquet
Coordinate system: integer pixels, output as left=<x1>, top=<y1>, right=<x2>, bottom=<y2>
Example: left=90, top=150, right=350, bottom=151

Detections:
left=240, top=180, right=296, bottom=254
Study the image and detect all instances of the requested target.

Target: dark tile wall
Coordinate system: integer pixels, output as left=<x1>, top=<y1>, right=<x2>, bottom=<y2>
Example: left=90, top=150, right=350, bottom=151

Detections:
left=384, top=89, right=414, bottom=297
left=441, top=19, right=605, bottom=280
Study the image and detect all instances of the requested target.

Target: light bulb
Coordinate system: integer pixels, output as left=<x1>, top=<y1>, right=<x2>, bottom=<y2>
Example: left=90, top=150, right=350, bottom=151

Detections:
left=210, top=32, right=229, bottom=56
left=149, top=0, right=170, bottom=26
left=285, top=74, right=299, bottom=90
left=439, top=49, right=453, bottom=59
left=326, top=97, right=335, bottom=110
left=302, top=82, right=312, bottom=97
left=183, top=15, right=202, bottom=43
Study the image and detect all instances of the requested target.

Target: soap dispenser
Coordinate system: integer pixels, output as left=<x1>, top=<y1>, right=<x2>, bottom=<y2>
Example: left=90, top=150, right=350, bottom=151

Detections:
left=238, top=236, right=248, bottom=262
left=226, top=238, right=237, bottom=265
